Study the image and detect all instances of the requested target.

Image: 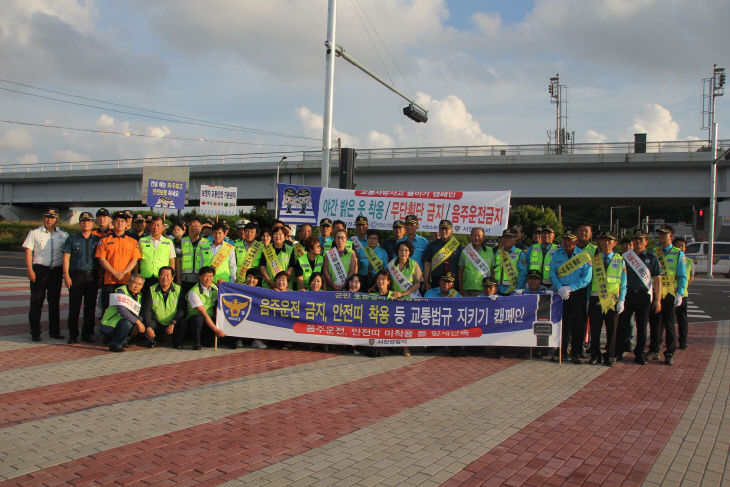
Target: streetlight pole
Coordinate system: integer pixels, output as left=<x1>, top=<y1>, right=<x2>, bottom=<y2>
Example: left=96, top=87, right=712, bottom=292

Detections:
left=321, top=0, right=337, bottom=189
left=274, top=155, right=288, bottom=219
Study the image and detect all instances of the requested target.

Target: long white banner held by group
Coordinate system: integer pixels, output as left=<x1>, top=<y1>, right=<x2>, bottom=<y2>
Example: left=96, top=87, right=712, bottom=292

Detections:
left=276, top=184, right=511, bottom=236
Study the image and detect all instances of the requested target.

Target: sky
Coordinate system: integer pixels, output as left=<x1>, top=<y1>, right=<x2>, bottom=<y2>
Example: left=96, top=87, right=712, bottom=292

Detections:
left=0, top=0, right=728, bottom=167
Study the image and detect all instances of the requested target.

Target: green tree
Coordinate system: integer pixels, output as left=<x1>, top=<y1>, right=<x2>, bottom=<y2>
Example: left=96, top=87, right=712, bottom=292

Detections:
left=509, top=205, right=563, bottom=245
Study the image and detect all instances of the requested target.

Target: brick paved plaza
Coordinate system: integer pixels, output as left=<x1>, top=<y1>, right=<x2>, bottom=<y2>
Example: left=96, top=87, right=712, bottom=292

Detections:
left=0, top=275, right=728, bottom=486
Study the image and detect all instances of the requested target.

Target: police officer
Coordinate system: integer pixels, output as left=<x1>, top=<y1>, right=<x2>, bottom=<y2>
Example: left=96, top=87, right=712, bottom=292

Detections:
left=401, top=215, right=429, bottom=269
left=423, top=272, right=461, bottom=298
left=672, top=237, right=694, bottom=350
left=61, top=211, right=100, bottom=343
left=587, top=232, right=626, bottom=367
left=137, top=215, right=176, bottom=291
left=423, top=219, right=463, bottom=290
left=23, top=208, right=69, bottom=341
left=512, top=224, right=529, bottom=251
left=549, top=230, right=592, bottom=363
left=383, top=219, right=406, bottom=261
left=318, top=218, right=334, bottom=249
left=528, top=225, right=558, bottom=289
left=123, top=210, right=133, bottom=232
left=648, top=225, right=687, bottom=366
left=492, top=229, right=527, bottom=296
left=357, top=229, right=389, bottom=290
left=178, top=217, right=213, bottom=296
left=127, top=213, right=146, bottom=240
left=617, top=231, right=662, bottom=365
left=234, top=221, right=263, bottom=284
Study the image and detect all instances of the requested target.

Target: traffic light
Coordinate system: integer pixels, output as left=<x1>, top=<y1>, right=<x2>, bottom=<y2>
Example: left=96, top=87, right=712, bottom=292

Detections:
left=403, top=104, right=428, bottom=123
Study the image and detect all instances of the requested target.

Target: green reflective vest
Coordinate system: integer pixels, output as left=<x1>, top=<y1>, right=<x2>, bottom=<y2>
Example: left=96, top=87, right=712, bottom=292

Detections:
left=149, top=282, right=181, bottom=326
left=390, top=259, right=418, bottom=293
left=101, top=286, right=141, bottom=329
left=262, top=244, right=294, bottom=289
left=139, top=235, right=173, bottom=278
left=186, top=283, right=218, bottom=319
left=591, top=253, right=623, bottom=294
left=326, top=249, right=354, bottom=289
left=528, top=243, right=557, bottom=283
left=494, top=248, right=522, bottom=285
left=181, top=237, right=212, bottom=274
left=462, top=245, right=495, bottom=291
left=234, top=240, right=262, bottom=280
left=298, top=254, right=324, bottom=288
left=682, top=257, right=692, bottom=297
left=579, top=242, right=597, bottom=257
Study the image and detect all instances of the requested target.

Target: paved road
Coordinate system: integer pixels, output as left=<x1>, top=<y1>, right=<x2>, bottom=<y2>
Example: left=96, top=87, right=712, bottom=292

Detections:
left=0, top=274, right=728, bottom=486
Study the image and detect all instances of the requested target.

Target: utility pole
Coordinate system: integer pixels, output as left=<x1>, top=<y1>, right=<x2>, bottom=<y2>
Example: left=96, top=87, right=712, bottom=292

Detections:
left=321, top=0, right=337, bottom=189
left=703, top=64, right=725, bottom=278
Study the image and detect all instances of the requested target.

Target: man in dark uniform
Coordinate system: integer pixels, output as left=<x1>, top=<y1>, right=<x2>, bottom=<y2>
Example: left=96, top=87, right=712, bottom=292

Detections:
left=423, top=219, right=463, bottom=290
left=127, top=213, right=146, bottom=240
left=61, top=211, right=101, bottom=343
left=617, top=230, right=662, bottom=365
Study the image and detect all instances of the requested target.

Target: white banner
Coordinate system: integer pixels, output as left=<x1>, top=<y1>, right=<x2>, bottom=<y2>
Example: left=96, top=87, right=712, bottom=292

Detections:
left=276, top=184, right=511, bottom=236
left=200, top=185, right=238, bottom=216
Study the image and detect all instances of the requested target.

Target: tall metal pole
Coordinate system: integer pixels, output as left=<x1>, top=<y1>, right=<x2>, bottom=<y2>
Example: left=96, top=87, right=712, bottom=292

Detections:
left=708, top=122, right=718, bottom=278
left=321, top=0, right=336, bottom=189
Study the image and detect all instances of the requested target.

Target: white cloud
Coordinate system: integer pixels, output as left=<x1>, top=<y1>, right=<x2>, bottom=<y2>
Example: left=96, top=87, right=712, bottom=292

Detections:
left=584, top=130, right=608, bottom=144
left=0, top=129, right=33, bottom=151
left=97, top=114, right=115, bottom=127
left=147, top=126, right=171, bottom=138
left=295, top=106, right=360, bottom=147
left=19, top=153, right=39, bottom=165
left=53, top=149, right=87, bottom=162
left=472, top=12, right=501, bottom=38
left=365, top=130, right=395, bottom=148
left=394, top=93, right=506, bottom=147
left=630, top=104, right=680, bottom=141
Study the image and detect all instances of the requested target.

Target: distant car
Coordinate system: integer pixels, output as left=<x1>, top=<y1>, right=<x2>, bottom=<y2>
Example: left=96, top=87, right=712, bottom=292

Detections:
left=684, top=241, right=730, bottom=276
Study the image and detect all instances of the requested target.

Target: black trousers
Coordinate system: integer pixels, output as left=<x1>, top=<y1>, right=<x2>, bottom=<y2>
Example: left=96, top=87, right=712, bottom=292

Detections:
left=675, top=296, right=688, bottom=348
left=649, top=294, right=677, bottom=357
left=29, top=265, right=63, bottom=338
left=67, top=270, right=98, bottom=340
left=588, top=296, right=618, bottom=360
left=561, top=287, right=588, bottom=358
left=618, top=289, right=651, bottom=360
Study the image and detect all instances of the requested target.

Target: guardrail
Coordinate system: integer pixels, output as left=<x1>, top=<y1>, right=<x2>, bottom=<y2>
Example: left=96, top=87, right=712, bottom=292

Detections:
left=0, top=139, right=725, bottom=174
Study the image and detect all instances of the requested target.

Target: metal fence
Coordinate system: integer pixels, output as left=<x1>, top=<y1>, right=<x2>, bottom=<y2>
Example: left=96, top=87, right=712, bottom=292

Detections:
left=1, top=139, right=725, bottom=174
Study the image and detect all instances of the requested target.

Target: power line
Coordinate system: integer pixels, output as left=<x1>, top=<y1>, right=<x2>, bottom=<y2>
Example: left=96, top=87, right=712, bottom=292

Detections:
left=0, top=79, right=319, bottom=141
left=0, top=119, right=320, bottom=149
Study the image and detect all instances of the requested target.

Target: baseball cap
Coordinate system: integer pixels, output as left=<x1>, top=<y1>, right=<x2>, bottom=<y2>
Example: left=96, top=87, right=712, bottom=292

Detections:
left=112, top=211, right=126, bottom=220
left=78, top=211, right=94, bottom=222
left=440, top=272, right=456, bottom=282
left=96, top=208, right=110, bottom=217
left=133, top=212, right=145, bottom=222
left=405, top=214, right=419, bottom=224
left=392, top=220, right=405, bottom=228
left=355, top=215, right=368, bottom=225
left=596, top=231, right=617, bottom=241
left=527, top=269, right=542, bottom=279
left=501, top=229, right=516, bottom=238
left=656, top=224, right=674, bottom=234
left=43, top=208, right=59, bottom=218
left=438, top=219, right=453, bottom=229
left=319, top=218, right=333, bottom=227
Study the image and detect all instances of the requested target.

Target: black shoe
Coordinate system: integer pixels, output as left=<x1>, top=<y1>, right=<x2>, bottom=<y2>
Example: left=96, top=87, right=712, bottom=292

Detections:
left=637, top=357, right=647, bottom=365
left=589, top=356, right=600, bottom=365
left=647, top=352, right=660, bottom=361
left=102, top=335, right=111, bottom=345
left=81, top=336, right=94, bottom=344
left=31, top=336, right=41, bottom=342
left=679, top=343, right=687, bottom=350
left=50, top=333, right=64, bottom=339
left=624, top=343, right=632, bottom=353
left=174, top=344, right=183, bottom=349
left=665, top=356, right=674, bottom=366
left=109, top=346, right=124, bottom=353
left=67, top=337, right=78, bottom=344
left=147, top=341, right=156, bottom=348
left=605, top=358, right=614, bottom=367
left=615, top=354, right=623, bottom=362
left=193, top=344, right=202, bottom=350
left=572, top=356, right=583, bottom=364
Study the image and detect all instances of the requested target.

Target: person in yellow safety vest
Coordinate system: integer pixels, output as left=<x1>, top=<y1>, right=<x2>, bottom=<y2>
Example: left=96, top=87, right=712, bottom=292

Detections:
left=142, top=266, right=184, bottom=348
left=234, top=221, right=262, bottom=284
left=323, top=228, right=358, bottom=290
left=492, top=229, right=527, bottom=296
left=389, top=240, right=424, bottom=298
left=587, top=231, right=627, bottom=367
left=672, top=237, right=694, bottom=351
left=260, top=227, right=296, bottom=289
left=458, top=226, right=494, bottom=297
left=99, top=273, right=148, bottom=352
left=527, top=225, right=558, bottom=289
left=575, top=222, right=597, bottom=257
left=209, top=222, right=237, bottom=286
left=182, top=266, right=224, bottom=350
left=178, top=217, right=213, bottom=296
left=648, top=225, right=687, bottom=365
left=295, top=237, right=324, bottom=290
left=136, top=215, right=176, bottom=292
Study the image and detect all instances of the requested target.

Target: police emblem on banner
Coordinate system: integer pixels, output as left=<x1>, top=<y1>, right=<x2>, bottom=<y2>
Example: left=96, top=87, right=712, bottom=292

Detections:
left=368, top=339, right=375, bottom=345
left=220, top=294, right=252, bottom=326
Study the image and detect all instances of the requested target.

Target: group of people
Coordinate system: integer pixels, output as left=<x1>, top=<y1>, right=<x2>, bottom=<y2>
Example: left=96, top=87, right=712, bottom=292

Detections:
left=23, top=208, right=693, bottom=365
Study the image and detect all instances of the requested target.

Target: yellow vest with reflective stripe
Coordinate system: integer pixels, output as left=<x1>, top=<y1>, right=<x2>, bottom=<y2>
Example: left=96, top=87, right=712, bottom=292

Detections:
left=139, top=236, right=173, bottom=278
left=149, top=283, right=181, bottom=326
left=181, top=237, right=212, bottom=273
left=528, top=243, right=557, bottom=282
left=591, top=253, right=623, bottom=294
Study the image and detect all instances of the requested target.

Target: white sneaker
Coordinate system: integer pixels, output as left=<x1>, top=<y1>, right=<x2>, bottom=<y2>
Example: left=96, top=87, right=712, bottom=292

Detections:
left=252, top=339, right=267, bottom=349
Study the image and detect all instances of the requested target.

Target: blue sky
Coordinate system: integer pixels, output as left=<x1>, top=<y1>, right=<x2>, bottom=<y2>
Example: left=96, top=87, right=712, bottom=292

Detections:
left=0, top=0, right=727, bottom=167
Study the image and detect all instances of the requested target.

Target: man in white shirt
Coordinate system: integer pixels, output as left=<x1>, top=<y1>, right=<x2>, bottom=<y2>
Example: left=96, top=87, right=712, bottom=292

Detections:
left=23, top=208, right=69, bottom=341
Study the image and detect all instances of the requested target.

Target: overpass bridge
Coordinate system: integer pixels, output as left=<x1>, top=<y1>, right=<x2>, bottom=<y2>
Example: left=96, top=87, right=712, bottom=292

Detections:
left=0, top=140, right=727, bottom=218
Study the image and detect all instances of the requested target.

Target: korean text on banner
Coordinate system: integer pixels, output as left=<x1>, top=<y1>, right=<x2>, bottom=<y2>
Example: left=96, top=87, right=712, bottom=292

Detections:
left=146, top=179, right=186, bottom=209
left=217, top=282, right=561, bottom=348
left=275, top=184, right=510, bottom=236
left=200, top=185, right=238, bottom=216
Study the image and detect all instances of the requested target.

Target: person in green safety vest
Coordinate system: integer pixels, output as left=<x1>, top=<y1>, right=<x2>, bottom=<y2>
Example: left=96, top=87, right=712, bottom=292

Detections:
left=136, top=215, right=176, bottom=292
left=209, top=222, right=237, bottom=286
left=142, top=266, right=184, bottom=348
left=458, top=226, right=494, bottom=297
left=182, top=266, right=225, bottom=350
left=294, top=237, right=324, bottom=291
left=178, top=217, right=213, bottom=296
left=260, top=227, right=295, bottom=289
left=99, top=273, right=148, bottom=352
left=323, top=229, right=358, bottom=290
